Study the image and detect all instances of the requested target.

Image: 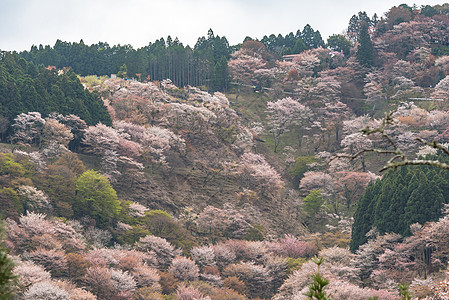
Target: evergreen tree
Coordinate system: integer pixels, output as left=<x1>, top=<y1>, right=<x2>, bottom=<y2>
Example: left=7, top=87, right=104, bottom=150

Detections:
left=351, top=153, right=449, bottom=252
left=0, top=52, right=111, bottom=133
left=350, top=181, right=379, bottom=252
left=301, top=24, right=325, bottom=49
left=356, top=21, right=375, bottom=67
left=0, top=222, right=17, bottom=299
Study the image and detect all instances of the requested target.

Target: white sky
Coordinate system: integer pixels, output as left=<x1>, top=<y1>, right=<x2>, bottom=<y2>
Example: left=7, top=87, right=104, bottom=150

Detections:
left=0, top=0, right=447, bottom=51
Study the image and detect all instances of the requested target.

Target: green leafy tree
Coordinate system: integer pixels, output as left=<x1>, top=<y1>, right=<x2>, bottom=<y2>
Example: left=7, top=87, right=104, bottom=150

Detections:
left=74, top=170, right=121, bottom=228
left=302, top=190, right=325, bottom=226
left=289, top=156, right=316, bottom=185
left=117, top=63, right=128, bottom=78
left=0, top=222, right=17, bottom=299
left=0, top=52, right=111, bottom=128
left=327, top=34, right=352, bottom=57
left=421, top=5, right=437, bottom=17
left=293, top=38, right=307, bottom=54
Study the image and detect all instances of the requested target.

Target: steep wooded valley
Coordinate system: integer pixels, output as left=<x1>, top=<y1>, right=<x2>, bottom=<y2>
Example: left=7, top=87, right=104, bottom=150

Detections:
left=1, top=3, right=449, bottom=299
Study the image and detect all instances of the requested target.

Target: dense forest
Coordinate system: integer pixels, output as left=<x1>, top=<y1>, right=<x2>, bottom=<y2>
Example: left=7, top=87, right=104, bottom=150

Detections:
left=17, top=24, right=327, bottom=93
left=1, top=3, right=449, bottom=300
left=0, top=52, right=111, bottom=129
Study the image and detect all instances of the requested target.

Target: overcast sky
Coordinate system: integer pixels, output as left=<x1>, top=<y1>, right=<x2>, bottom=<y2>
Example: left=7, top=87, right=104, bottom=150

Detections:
left=0, top=0, right=447, bottom=51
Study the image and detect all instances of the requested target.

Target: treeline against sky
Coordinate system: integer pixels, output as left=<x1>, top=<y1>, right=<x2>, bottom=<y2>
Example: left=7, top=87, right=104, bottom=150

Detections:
left=18, top=25, right=327, bottom=92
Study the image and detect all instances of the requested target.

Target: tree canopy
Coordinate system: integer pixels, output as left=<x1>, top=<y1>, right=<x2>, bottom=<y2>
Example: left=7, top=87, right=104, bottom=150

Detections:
left=351, top=153, right=449, bottom=252
left=74, top=170, right=121, bottom=228
left=0, top=52, right=111, bottom=132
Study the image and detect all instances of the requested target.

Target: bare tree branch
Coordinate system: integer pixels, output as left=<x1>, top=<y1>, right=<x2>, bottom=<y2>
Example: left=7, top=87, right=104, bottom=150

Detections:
left=333, top=111, right=449, bottom=172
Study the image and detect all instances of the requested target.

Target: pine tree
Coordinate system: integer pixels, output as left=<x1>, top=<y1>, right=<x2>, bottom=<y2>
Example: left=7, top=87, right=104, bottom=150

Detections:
left=304, top=257, right=330, bottom=300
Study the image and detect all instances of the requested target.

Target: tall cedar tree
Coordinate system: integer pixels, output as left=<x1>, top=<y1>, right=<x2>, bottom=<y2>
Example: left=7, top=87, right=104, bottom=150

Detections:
left=351, top=153, right=449, bottom=252
left=0, top=52, right=111, bottom=137
left=356, top=21, right=375, bottom=67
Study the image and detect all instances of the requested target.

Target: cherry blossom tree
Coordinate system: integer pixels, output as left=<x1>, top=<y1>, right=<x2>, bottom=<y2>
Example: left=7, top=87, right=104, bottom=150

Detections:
left=17, top=186, right=51, bottom=213
left=128, top=202, right=149, bottom=218
left=55, top=114, right=87, bottom=151
left=334, top=171, right=376, bottom=209
left=83, top=266, right=114, bottom=299
left=82, top=123, right=120, bottom=155
left=222, top=262, right=272, bottom=298
left=13, top=261, right=51, bottom=292
left=169, top=257, right=200, bottom=282
left=266, top=234, right=318, bottom=258
left=299, top=171, right=334, bottom=197
left=190, top=245, right=215, bottom=268
left=195, top=205, right=250, bottom=240
left=25, top=248, right=68, bottom=277
left=266, top=97, right=312, bottom=152
left=175, top=284, right=207, bottom=300
left=110, top=269, right=137, bottom=295
left=228, top=53, right=267, bottom=87
left=239, top=152, right=284, bottom=196
left=10, top=112, right=46, bottom=146
left=41, top=119, right=73, bottom=149
left=24, top=281, right=70, bottom=300
left=136, top=235, right=182, bottom=270
left=140, top=126, right=185, bottom=169
left=132, top=265, right=161, bottom=290
left=433, top=75, right=449, bottom=99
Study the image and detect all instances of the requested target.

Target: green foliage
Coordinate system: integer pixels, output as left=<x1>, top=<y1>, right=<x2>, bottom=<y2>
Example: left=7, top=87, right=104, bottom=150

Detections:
left=145, top=209, right=171, bottom=218
left=244, top=224, right=265, bottom=241
left=398, top=282, right=412, bottom=300
left=421, top=5, right=437, bottom=17
left=0, top=153, right=26, bottom=178
left=33, top=164, right=76, bottom=218
left=0, top=188, right=22, bottom=220
left=356, top=21, right=375, bottom=67
left=286, top=257, right=306, bottom=274
left=20, top=33, right=231, bottom=92
left=141, top=210, right=197, bottom=253
left=216, top=125, right=238, bottom=144
left=351, top=153, right=449, bottom=252
left=327, top=34, right=352, bottom=57
left=0, top=222, right=17, bottom=299
left=116, top=225, right=150, bottom=245
left=289, top=156, right=316, bottom=185
left=304, top=257, right=330, bottom=300
left=212, top=56, right=230, bottom=91
left=117, top=64, right=128, bottom=78
left=0, top=52, right=111, bottom=128
left=302, top=190, right=325, bottom=224
left=431, top=45, right=449, bottom=57
left=74, top=170, right=121, bottom=228
left=301, top=24, right=325, bottom=49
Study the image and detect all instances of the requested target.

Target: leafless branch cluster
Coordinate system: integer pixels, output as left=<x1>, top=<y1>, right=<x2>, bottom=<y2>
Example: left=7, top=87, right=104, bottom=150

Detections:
left=334, top=111, right=449, bottom=172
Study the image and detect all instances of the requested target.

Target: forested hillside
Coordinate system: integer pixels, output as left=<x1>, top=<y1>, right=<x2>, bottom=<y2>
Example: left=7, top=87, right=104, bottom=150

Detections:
left=1, top=3, right=449, bottom=299
left=0, top=52, right=111, bottom=129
